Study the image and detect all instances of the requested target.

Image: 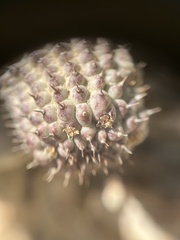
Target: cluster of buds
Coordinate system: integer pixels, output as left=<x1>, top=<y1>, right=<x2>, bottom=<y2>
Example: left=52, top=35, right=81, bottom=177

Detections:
left=0, top=39, right=160, bottom=185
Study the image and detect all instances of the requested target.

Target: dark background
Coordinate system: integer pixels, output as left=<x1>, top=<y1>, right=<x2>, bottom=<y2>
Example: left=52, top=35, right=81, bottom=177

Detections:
left=0, top=0, right=180, bottom=98
left=0, top=0, right=180, bottom=65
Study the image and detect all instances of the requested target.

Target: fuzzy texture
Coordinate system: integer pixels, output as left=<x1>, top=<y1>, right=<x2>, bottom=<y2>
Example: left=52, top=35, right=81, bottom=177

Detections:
left=0, top=38, right=160, bottom=185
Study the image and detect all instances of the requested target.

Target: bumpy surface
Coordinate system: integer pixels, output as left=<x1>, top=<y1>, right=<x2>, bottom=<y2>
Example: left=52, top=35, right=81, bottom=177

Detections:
left=0, top=39, right=159, bottom=185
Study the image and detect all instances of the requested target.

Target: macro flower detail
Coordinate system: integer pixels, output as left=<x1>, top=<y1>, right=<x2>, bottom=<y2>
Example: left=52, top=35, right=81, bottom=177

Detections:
left=0, top=38, right=160, bottom=185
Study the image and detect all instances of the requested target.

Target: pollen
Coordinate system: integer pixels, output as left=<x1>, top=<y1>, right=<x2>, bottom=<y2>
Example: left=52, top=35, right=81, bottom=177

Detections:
left=63, top=126, right=80, bottom=139
left=96, top=114, right=114, bottom=128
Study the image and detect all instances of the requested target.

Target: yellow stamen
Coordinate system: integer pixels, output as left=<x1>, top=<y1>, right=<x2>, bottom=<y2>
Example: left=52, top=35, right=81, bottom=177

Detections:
left=63, top=126, right=79, bottom=139
left=96, top=114, right=113, bottom=128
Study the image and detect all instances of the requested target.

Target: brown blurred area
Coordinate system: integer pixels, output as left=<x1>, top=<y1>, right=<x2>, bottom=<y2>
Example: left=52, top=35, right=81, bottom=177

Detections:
left=0, top=1, right=180, bottom=240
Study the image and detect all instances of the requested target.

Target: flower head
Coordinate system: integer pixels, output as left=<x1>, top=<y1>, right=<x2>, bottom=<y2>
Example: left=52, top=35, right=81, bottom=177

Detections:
left=0, top=38, right=160, bottom=185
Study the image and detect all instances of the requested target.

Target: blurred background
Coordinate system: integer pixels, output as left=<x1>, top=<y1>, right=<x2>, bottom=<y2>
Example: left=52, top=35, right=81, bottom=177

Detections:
left=0, top=0, right=180, bottom=239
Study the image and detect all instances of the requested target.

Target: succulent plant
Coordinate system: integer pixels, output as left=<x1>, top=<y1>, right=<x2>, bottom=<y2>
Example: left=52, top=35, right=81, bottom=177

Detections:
left=0, top=38, right=160, bottom=185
